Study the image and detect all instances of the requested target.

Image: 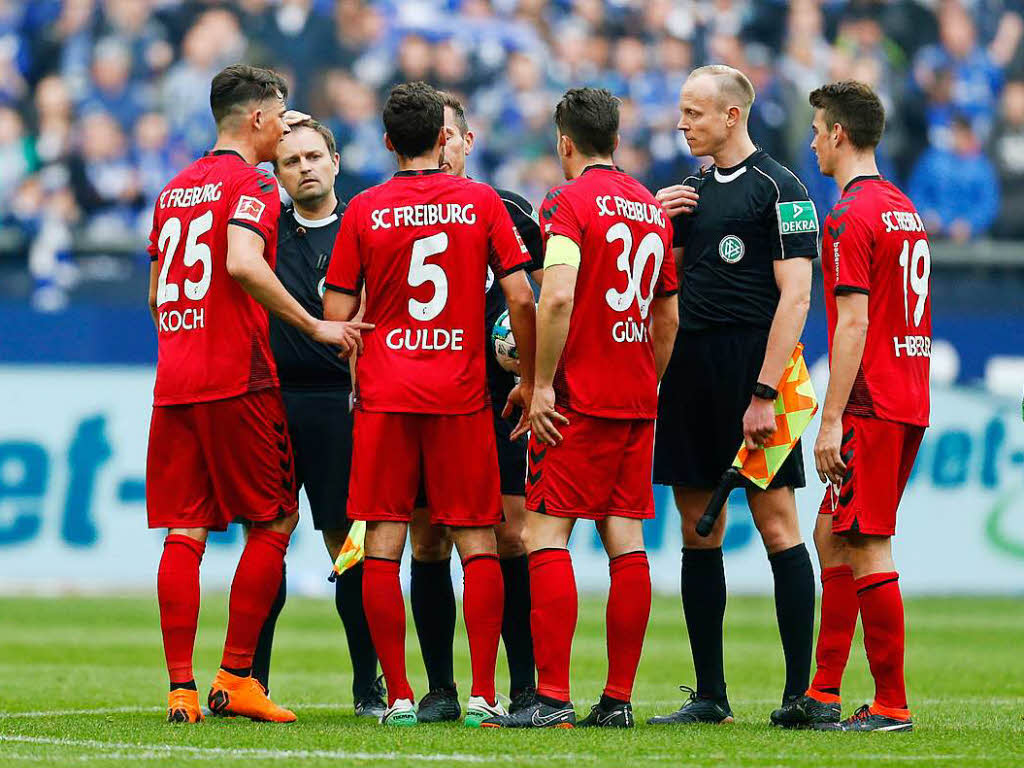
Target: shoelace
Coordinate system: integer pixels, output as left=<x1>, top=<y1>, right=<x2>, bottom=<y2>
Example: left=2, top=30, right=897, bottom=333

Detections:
left=850, top=704, right=872, bottom=721
left=678, top=685, right=699, bottom=703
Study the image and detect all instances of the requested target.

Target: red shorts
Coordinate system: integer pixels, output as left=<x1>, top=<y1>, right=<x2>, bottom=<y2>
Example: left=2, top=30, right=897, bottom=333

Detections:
left=146, top=388, right=298, bottom=531
left=348, top=408, right=501, bottom=527
left=526, top=409, right=655, bottom=520
left=818, top=413, right=924, bottom=536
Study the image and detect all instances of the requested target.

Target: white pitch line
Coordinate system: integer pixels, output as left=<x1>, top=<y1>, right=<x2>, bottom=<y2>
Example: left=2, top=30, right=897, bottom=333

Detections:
left=0, top=735, right=1007, bottom=765
left=0, top=735, right=506, bottom=763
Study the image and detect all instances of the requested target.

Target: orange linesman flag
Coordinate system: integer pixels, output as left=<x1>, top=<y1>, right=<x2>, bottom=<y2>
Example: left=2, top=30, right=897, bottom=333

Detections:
left=696, top=343, right=817, bottom=537
left=733, top=342, right=818, bottom=489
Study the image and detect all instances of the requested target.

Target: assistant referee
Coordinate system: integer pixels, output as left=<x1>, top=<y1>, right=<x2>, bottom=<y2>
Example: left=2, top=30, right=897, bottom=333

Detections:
left=249, top=118, right=384, bottom=717
left=648, top=66, right=817, bottom=726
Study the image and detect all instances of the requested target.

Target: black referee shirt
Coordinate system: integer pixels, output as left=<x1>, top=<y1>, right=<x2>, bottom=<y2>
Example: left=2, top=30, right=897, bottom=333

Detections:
left=269, top=201, right=351, bottom=390
left=486, top=187, right=545, bottom=402
left=672, top=149, right=819, bottom=332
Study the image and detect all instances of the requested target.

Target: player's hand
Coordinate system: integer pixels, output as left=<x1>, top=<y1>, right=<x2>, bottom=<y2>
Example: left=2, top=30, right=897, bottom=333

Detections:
left=312, top=319, right=374, bottom=358
left=527, top=384, right=569, bottom=445
left=655, top=185, right=699, bottom=217
left=504, top=381, right=533, bottom=440
left=283, top=109, right=311, bottom=127
left=814, top=417, right=847, bottom=486
left=742, top=396, right=777, bottom=450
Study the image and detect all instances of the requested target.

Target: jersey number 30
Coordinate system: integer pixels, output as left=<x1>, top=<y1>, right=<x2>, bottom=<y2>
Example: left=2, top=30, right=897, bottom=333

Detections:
left=604, top=222, right=665, bottom=320
left=156, top=211, right=214, bottom=307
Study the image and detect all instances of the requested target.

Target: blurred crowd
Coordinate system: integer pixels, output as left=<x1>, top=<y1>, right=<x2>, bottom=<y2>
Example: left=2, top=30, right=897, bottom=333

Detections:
left=2, top=0, right=1024, bottom=308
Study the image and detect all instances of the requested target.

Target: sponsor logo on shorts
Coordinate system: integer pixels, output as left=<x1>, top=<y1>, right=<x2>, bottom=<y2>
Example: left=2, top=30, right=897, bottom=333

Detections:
left=777, top=201, right=819, bottom=235
left=719, top=235, right=745, bottom=264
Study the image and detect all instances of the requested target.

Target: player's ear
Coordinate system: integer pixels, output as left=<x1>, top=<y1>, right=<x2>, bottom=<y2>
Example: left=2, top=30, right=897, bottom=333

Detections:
left=464, top=129, right=475, bottom=155
left=384, top=132, right=394, bottom=152
left=332, top=152, right=340, bottom=173
left=437, top=127, right=447, bottom=148
left=612, top=133, right=620, bottom=155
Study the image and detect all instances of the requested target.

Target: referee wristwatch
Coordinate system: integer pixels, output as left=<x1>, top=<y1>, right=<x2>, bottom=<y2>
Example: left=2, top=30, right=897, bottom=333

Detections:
left=753, top=382, right=778, bottom=401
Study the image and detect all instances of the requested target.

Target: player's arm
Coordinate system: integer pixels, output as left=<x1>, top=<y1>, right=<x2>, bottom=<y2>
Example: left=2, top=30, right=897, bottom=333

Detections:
left=518, top=235, right=579, bottom=445
left=743, top=257, right=813, bottom=448
left=650, top=296, right=679, bottom=380
left=148, top=261, right=159, bottom=328
left=814, top=291, right=868, bottom=485
left=226, top=225, right=370, bottom=356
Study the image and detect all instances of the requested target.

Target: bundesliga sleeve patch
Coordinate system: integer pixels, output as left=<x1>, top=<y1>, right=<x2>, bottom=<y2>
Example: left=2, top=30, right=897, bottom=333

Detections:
left=233, top=195, right=267, bottom=223
left=776, top=200, right=818, bottom=236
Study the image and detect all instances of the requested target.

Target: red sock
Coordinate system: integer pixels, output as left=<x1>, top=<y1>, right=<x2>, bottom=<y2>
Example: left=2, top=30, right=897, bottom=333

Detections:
left=604, top=551, right=650, bottom=702
left=221, top=527, right=289, bottom=671
left=529, top=548, right=577, bottom=703
left=462, top=554, right=503, bottom=702
left=158, top=535, right=205, bottom=684
left=856, top=571, right=908, bottom=711
left=363, top=557, right=414, bottom=706
left=810, top=564, right=858, bottom=697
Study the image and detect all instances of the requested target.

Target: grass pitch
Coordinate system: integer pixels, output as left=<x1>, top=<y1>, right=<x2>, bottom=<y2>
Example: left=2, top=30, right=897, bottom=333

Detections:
left=0, top=593, right=1021, bottom=767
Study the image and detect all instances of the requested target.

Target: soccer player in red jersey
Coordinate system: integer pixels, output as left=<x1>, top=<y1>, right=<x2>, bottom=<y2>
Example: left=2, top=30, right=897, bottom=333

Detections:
left=773, top=81, right=931, bottom=732
left=483, top=88, right=679, bottom=729
left=146, top=65, right=369, bottom=724
left=323, top=82, right=538, bottom=727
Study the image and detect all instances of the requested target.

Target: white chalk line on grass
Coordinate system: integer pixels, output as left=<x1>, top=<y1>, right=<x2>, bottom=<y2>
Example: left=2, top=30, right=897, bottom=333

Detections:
left=0, top=735, right=1008, bottom=765
left=0, top=735, right=591, bottom=763
left=2, top=697, right=1021, bottom=720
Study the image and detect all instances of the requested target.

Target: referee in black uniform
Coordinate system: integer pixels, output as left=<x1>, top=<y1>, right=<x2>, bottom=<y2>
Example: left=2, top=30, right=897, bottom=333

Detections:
left=250, top=119, right=384, bottom=717
left=407, top=93, right=546, bottom=722
left=648, top=66, right=817, bottom=725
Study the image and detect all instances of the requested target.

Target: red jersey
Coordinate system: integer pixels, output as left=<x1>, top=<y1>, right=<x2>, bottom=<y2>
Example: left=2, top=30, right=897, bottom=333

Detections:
left=326, top=169, right=531, bottom=414
left=540, top=164, right=677, bottom=420
left=147, top=150, right=281, bottom=406
left=822, top=175, right=931, bottom=427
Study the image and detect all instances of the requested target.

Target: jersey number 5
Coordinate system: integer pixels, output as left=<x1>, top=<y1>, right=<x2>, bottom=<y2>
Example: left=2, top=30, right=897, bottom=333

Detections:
left=604, top=222, right=665, bottom=320
left=407, top=232, right=449, bottom=321
left=156, top=211, right=214, bottom=307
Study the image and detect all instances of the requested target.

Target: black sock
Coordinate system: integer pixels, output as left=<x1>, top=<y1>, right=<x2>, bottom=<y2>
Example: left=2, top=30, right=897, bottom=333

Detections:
left=336, top=562, right=379, bottom=698
left=221, top=665, right=251, bottom=678
left=410, top=557, right=456, bottom=691
left=251, top=565, right=286, bottom=692
left=768, top=543, right=815, bottom=701
left=170, top=680, right=197, bottom=692
left=599, top=693, right=628, bottom=709
left=537, top=693, right=570, bottom=708
left=499, top=554, right=535, bottom=695
left=681, top=547, right=728, bottom=703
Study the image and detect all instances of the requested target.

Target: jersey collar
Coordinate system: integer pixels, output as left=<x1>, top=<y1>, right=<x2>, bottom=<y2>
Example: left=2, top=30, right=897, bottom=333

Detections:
left=581, top=163, right=620, bottom=175
left=207, top=149, right=247, bottom=162
left=393, top=168, right=445, bottom=177
left=292, top=203, right=340, bottom=228
left=712, top=148, right=764, bottom=183
left=843, top=174, right=882, bottom=193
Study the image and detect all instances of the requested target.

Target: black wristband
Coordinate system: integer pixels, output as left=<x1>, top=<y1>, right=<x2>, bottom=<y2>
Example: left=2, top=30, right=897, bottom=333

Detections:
left=753, top=382, right=778, bottom=401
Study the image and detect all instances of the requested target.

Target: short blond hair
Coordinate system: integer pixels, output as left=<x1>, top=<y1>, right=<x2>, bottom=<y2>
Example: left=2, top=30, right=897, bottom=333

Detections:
left=688, top=65, right=756, bottom=114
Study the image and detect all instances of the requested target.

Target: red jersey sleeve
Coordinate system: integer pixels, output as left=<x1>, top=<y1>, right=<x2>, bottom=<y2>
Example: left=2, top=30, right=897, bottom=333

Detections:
left=325, top=194, right=363, bottom=294
left=539, top=185, right=583, bottom=246
left=656, top=236, right=679, bottom=297
left=147, top=204, right=159, bottom=262
left=832, top=208, right=874, bottom=295
left=485, top=186, right=532, bottom=277
left=227, top=166, right=281, bottom=245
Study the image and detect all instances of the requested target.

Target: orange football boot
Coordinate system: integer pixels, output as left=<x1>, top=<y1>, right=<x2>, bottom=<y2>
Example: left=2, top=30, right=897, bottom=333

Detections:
left=167, top=688, right=204, bottom=723
left=207, top=669, right=297, bottom=722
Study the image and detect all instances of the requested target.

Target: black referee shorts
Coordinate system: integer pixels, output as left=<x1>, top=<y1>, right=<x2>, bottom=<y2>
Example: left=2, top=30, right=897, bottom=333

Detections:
left=654, top=327, right=806, bottom=491
left=281, top=387, right=353, bottom=531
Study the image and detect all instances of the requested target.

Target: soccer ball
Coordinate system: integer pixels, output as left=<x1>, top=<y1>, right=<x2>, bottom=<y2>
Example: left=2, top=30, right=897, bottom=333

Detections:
left=492, top=309, right=519, bottom=374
